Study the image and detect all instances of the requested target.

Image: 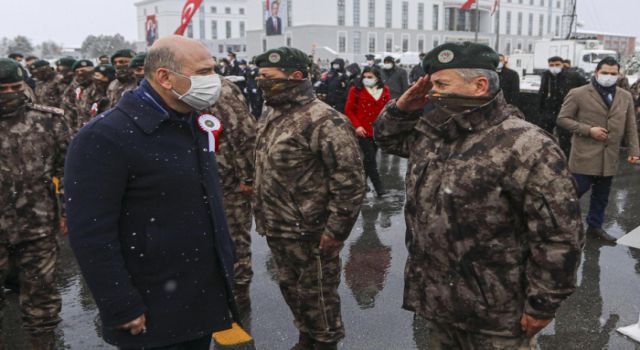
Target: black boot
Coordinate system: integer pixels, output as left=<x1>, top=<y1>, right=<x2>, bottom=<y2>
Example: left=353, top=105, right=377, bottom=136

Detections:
left=314, top=341, right=338, bottom=350
left=587, top=227, right=617, bottom=245
left=290, top=332, right=315, bottom=350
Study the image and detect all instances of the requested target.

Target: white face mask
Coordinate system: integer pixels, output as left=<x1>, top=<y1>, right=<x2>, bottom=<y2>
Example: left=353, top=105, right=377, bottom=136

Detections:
left=363, top=78, right=377, bottom=87
left=332, top=64, right=340, bottom=70
left=596, top=74, right=618, bottom=88
left=171, top=72, right=222, bottom=111
left=383, top=63, right=394, bottom=70
left=549, top=67, right=563, bottom=75
left=497, top=62, right=504, bottom=70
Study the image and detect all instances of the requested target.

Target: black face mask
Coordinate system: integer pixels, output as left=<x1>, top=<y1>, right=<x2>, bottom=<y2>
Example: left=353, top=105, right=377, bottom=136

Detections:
left=428, top=91, right=494, bottom=115
left=116, top=66, right=133, bottom=82
left=92, top=78, right=110, bottom=93
left=75, top=71, right=93, bottom=86
left=256, top=78, right=306, bottom=98
left=0, top=92, right=27, bottom=117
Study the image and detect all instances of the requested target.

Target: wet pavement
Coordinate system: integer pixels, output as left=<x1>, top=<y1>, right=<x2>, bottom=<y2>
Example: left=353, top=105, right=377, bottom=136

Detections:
left=5, top=155, right=640, bottom=349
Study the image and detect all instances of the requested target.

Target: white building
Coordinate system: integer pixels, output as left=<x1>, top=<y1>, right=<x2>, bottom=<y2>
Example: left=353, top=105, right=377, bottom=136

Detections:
left=246, top=0, right=570, bottom=61
left=135, top=0, right=248, bottom=56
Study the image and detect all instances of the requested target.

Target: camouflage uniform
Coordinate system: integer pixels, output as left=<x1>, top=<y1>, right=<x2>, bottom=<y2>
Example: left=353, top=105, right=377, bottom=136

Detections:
left=0, top=102, right=70, bottom=349
left=33, top=72, right=62, bottom=107
left=106, top=77, right=137, bottom=108
left=208, top=78, right=256, bottom=303
left=374, top=93, right=584, bottom=344
left=254, top=79, right=365, bottom=343
left=60, top=79, right=87, bottom=134
left=74, top=82, right=109, bottom=132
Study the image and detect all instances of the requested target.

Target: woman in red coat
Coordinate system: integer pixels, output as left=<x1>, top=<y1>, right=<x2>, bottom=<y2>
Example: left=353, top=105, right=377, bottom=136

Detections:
left=344, top=66, right=391, bottom=196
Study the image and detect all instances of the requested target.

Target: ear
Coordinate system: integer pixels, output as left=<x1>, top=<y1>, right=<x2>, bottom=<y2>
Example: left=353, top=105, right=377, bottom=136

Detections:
left=474, top=77, right=490, bottom=96
left=290, top=71, right=304, bottom=80
left=155, top=68, right=173, bottom=90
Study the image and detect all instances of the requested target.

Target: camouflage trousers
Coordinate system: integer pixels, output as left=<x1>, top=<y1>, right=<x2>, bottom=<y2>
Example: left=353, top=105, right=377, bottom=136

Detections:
left=426, top=321, right=536, bottom=350
left=0, top=235, right=61, bottom=336
left=266, top=238, right=344, bottom=343
left=223, top=192, right=253, bottom=302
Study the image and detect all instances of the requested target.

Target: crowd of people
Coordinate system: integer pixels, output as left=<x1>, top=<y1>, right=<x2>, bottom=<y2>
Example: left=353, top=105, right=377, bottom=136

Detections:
left=0, top=35, right=639, bottom=350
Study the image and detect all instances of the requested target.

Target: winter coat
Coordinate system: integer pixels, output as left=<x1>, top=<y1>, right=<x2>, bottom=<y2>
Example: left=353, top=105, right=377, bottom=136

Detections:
left=381, top=66, right=409, bottom=99
left=498, top=67, right=520, bottom=105
left=344, top=85, right=391, bottom=137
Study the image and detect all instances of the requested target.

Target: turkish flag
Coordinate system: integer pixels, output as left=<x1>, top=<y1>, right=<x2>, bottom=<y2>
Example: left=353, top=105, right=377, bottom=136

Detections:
left=175, top=0, right=203, bottom=35
left=461, top=0, right=477, bottom=10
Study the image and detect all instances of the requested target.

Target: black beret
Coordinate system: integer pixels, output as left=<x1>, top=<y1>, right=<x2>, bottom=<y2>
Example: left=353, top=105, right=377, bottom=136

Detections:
left=25, top=56, right=38, bottom=62
left=423, top=42, right=499, bottom=75
left=8, top=53, right=24, bottom=60
left=95, top=64, right=116, bottom=80
left=29, top=59, right=50, bottom=71
left=111, top=49, right=137, bottom=64
left=255, top=47, right=310, bottom=72
left=365, top=54, right=375, bottom=60
left=72, top=59, right=94, bottom=71
left=129, top=53, right=147, bottom=68
left=56, top=56, right=76, bottom=68
left=0, top=58, right=24, bottom=84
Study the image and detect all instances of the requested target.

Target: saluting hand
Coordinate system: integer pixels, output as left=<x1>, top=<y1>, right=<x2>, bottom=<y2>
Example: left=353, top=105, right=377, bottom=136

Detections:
left=396, top=75, right=432, bottom=113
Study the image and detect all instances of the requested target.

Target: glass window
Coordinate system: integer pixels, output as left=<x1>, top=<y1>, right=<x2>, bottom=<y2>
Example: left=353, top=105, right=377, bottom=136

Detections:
left=143, top=8, right=147, bottom=16
left=506, top=42, right=511, bottom=54
left=369, top=35, right=376, bottom=52
left=506, top=11, right=512, bottom=35
left=338, top=0, right=346, bottom=26
left=211, top=21, right=218, bottom=39
left=339, top=33, right=347, bottom=53
left=226, top=21, right=232, bottom=39
left=557, top=1, right=561, bottom=8
left=368, top=0, right=376, bottom=27
left=418, top=38, right=424, bottom=52
left=402, top=2, right=409, bottom=30
left=540, top=0, right=544, bottom=6
left=288, top=0, right=293, bottom=27
left=433, top=38, right=439, bottom=48
left=225, top=7, right=231, bottom=14
left=239, top=8, right=245, bottom=15
left=211, top=6, right=217, bottom=13
left=418, top=3, right=424, bottom=30
left=538, top=14, right=544, bottom=36
left=555, top=16, right=560, bottom=36
left=354, top=0, right=361, bottom=26
left=354, top=31, right=362, bottom=53
left=187, top=22, right=193, bottom=38
left=154, top=5, right=158, bottom=13
left=385, top=0, right=392, bottom=28
left=517, top=12, right=522, bottom=35
left=402, top=36, right=409, bottom=52
left=240, top=21, right=245, bottom=37
left=386, top=36, right=392, bottom=51
left=287, top=36, right=292, bottom=46
left=199, top=5, right=205, bottom=40
left=432, top=5, right=439, bottom=30
left=528, top=13, right=533, bottom=36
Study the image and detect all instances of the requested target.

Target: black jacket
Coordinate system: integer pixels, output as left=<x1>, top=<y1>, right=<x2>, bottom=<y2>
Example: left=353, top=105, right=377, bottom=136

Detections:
left=65, top=81, right=237, bottom=348
left=321, top=59, right=349, bottom=113
left=498, top=67, right=520, bottom=105
left=381, top=66, right=409, bottom=99
left=539, top=70, right=587, bottom=114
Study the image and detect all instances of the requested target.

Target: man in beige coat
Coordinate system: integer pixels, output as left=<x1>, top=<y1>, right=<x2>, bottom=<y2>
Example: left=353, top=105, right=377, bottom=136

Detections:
left=557, top=57, right=640, bottom=243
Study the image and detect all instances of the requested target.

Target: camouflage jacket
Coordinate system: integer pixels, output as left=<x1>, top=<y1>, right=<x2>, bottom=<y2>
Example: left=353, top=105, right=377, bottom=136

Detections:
left=374, top=93, right=584, bottom=336
left=75, top=83, right=109, bottom=131
left=208, top=78, right=256, bottom=193
left=60, top=79, right=86, bottom=133
left=0, top=104, right=71, bottom=244
left=107, top=78, right=137, bottom=108
left=34, top=73, right=62, bottom=107
left=253, top=80, right=365, bottom=241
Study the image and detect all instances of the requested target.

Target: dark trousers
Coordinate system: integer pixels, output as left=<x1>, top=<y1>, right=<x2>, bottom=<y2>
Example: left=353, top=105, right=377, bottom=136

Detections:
left=120, top=336, right=211, bottom=350
left=573, top=174, right=613, bottom=229
left=359, top=137, right=384, bottom=194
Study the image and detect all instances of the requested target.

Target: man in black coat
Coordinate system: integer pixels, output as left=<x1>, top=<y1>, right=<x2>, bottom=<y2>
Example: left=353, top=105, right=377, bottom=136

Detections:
left=65, top=35, right=237, bottom=350
left=318, top=58, right=349, bottom=113
left=497, top=54, right=520, bottom=105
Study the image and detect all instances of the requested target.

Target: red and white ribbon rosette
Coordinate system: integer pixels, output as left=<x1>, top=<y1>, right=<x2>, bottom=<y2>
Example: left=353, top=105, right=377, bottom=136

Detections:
left=197, top=114, right=224, bottom=153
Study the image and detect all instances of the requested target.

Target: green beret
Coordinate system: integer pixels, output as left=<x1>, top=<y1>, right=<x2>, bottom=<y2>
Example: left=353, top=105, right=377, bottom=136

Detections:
left=72, top=59, right=94, bottom=71
left=255, top=47, right=310, bottom=72
left=111, top=49, right=137, bottom=64
left=129, top=53, right=147, bottom=68
left=56, top=56, right=76, bottom=68
left=0, top=58, right=24, bottom=84
left=95, top=64, right=116, bottom=80
left=423, top=42, right=499, bottom=75
left=29, top=59, right=51, bottom=71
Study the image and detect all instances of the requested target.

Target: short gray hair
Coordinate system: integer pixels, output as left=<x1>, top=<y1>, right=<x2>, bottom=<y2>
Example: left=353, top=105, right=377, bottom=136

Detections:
left=144, top=47, right=182, bottom=80
left=455, top=68, right=500, bottom=95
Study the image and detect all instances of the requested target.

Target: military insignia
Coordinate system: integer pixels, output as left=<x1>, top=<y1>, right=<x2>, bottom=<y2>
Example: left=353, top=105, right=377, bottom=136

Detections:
left=438, top=50, right=455, bottom=64
left=268, top=53, right=281, bottom=63
left=197, top=114, right=224, bottom=153
left=90, top=102, right=99, bottom=117
left=80, top=61, right=87, bottom=67
left=17, top=67, right=23, bottom=77
left=75, top=87, right=83, bottom=100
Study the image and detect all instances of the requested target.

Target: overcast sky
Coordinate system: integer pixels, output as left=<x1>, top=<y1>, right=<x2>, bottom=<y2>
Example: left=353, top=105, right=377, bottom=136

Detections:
left=0, top=0, right=637, bottom=47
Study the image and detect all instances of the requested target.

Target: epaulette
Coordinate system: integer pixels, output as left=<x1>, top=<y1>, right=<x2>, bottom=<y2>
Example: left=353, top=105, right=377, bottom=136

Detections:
left=26, top=103, right=65, bottom=116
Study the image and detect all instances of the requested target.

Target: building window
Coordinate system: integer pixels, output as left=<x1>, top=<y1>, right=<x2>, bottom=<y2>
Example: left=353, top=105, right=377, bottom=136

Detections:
left=402, top=2, right=409, bottom=30
left=211, top=21, right=218, bottom=39
left=517, top=12, right=522, bottom=35
left=418, top=38, right=424, bottom=52
left=385, top=0, right=392, bottom=28
left=368, top=0, right=376, bottom=27
left=518, top=0, right=522, bottom=3
left=211, top=6, right=217, bottom=13
left=528, top=13, right=533, bottom=36
left=187, top=22, right=193, bottom=38
left=555, top=16, right=560, bottom=36
left=287, top=35, right=292, bottom=46
left=218, top=45, right=224, bottom=53
left=368, top=34, right=376, bottom=52
left=506, top=41, right=511, bottom=54
left=338, top=0, right=346, bottom=26
left=417, top=3, right=424, bottom=30
left=240, top=21, right=245, bottom=37
left=287, top=0, right=293, bottom=27
left=199, top=5, right=205, bottom=40
left=354, top=31, right=362, bottom=53
left=226, top=21, right=232, bottom=39
left=338, top=32, right=347, bottom=53
left=402, top=35, right=409, bottom=52
left=262, top=39, right=267, bottom=52
left=354, top=0, right=361, bottom=26
left=538, top=14, right=544, bottom=36
left=386, top=36, right=393, bottom=51
left=506, top=11, right=512, bottom=35
left=239, top=8, right=245, bottom=15
left=143, top=8, right=147, bottom=16
left=556, top=1, right=561, bottom=8
left=530, top=0, right=534, bottom=4
left=432, top=5, right=439, bottom=30
left=528, top=42, right=533, bottom=52
left=517, top=40, right=522, bottom=50
left=225, top=7, right=231, bottom=14
left=433, top=38, right=439, bottom=48
left=445, top=7, right=478, bottom=32
left=540, top=0, right=544, bottom=6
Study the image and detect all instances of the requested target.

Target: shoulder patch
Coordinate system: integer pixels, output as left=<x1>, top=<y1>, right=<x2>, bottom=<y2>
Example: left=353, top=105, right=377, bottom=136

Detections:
left=27, top=103, right=65, bottom=116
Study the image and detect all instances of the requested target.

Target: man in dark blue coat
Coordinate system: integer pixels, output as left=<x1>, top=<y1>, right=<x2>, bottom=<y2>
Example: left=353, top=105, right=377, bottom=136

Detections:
left=64, top=35, right=237, bottom=350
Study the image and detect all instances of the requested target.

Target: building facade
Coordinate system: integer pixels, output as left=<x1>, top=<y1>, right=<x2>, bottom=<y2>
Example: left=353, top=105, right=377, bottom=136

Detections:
left=576, top=30, right=637, bottom=57
left=135, top=0, right=248, bottom=56
left=246, top=0, right=569, bottom=61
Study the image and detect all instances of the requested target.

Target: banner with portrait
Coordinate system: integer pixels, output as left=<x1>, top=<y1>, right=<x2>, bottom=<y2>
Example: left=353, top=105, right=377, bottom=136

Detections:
left=146, top=15, right=158, bottom=47
left=265, top=0, right=287, bottom=36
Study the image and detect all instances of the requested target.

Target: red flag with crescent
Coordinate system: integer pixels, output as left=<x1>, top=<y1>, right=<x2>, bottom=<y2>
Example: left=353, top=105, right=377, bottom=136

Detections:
left=175, top=0, right=203, bottom=35
left=460, top=0, right=476, bottom=10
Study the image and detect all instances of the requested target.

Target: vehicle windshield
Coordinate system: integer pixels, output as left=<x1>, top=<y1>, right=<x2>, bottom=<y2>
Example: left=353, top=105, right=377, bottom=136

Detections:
left=583, top=53, right=618, bottom=63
